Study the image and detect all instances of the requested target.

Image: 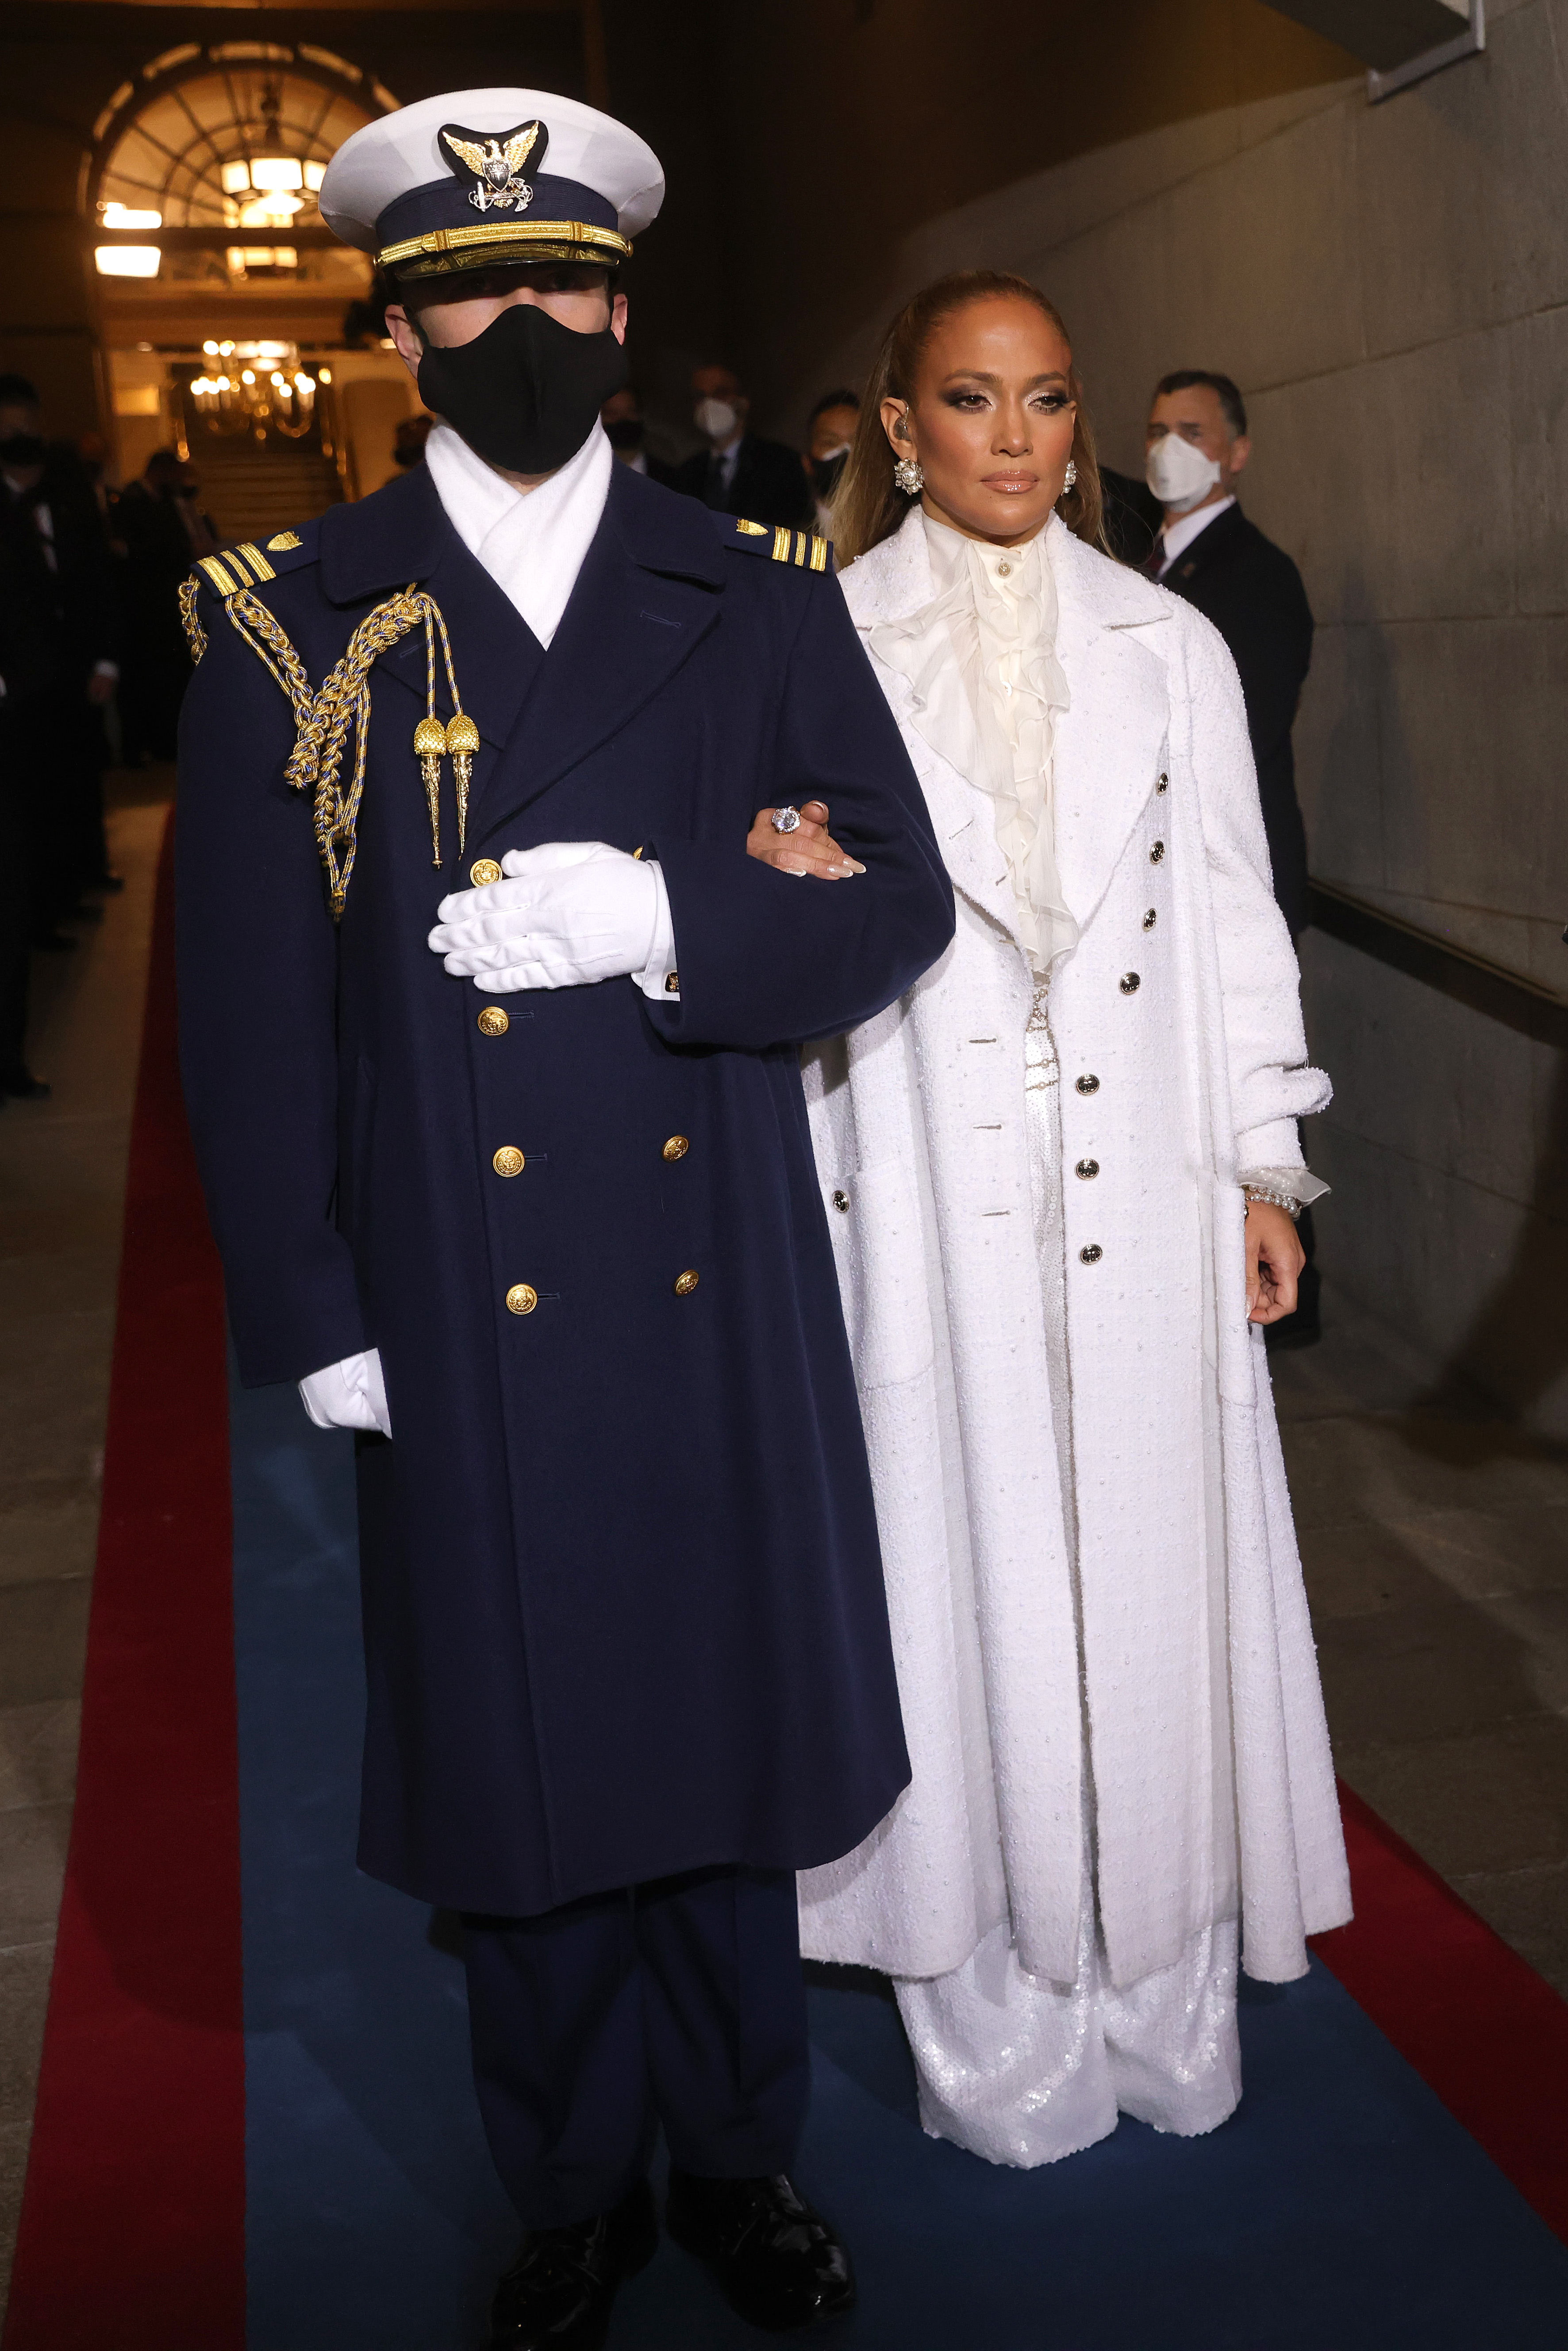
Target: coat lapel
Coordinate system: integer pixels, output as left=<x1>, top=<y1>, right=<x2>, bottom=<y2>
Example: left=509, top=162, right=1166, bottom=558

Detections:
left=1049, top=527, right=1173, bottom=930
left=465, top=466, right=725, bottom=844
left=318, top=463, right=544, bottom=754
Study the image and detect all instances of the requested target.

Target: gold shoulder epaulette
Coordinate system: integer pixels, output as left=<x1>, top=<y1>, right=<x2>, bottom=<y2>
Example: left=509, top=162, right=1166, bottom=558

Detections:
left=729, top=516, right=830, bottom=573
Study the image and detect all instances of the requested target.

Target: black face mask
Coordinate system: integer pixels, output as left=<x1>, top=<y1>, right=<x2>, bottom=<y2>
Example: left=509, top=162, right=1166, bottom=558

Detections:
left=809, top=449, right=848, bottom=503
left=603, top=414, right=645, bottom=452
left=417, top=300, right=627, bottom=475
left=0, top=433, right=45, bottom=469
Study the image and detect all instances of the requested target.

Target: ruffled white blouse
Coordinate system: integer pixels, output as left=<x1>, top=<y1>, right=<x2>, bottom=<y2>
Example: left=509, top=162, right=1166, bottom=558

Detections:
left=866, top=512, right=1078, bottom=980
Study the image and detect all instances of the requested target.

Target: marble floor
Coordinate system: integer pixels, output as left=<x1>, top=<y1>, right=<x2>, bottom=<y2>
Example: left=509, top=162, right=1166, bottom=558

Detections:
left=0, top=792, right=1564, bottom=2309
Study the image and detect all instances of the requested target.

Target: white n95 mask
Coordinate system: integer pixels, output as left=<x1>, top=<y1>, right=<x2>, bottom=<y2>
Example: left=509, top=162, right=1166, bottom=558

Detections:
left=695, top=396, right=740, bottom=441
left=1145, top=431, right=1222, bottom=514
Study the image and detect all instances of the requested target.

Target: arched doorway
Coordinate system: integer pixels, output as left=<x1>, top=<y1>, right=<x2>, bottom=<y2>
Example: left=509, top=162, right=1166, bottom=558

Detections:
left=87, top=40, right=424, bottom=534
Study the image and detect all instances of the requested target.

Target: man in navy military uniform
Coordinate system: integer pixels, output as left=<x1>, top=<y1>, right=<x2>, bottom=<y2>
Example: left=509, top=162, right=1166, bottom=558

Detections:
left=175, top=88, right=953, bottom=2350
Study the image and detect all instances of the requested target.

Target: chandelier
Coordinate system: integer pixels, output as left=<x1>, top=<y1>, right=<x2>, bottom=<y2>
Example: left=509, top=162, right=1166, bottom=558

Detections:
left=188, top=342, right=325, bottom=440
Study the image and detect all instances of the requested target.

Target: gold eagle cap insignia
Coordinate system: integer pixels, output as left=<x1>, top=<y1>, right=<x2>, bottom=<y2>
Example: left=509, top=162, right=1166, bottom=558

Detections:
left=438, top=119, right=546, bottom=215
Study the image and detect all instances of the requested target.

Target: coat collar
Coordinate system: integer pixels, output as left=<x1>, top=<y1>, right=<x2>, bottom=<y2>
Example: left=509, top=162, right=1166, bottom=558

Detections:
left=316, top=460, right=727, bottom=833
left=844, top=508, right=1174, bottom=940
left=840, top=502, right=1172, bottom=635
left=320, top=462, right=546, bottom=758
left=319, top=459, right=448, bottom=603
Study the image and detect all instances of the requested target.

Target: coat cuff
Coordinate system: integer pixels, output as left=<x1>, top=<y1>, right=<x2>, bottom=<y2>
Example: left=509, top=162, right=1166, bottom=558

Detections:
left=1234, top=1117, right=1308, bottom=1170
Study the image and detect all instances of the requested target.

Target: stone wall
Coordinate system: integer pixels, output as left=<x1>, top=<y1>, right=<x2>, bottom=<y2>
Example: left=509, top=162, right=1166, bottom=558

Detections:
left=715, top=0, right=1568, bottom=1437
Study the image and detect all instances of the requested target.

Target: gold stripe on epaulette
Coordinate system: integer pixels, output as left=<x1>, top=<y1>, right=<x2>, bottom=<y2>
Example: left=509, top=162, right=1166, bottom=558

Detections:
left=793, top=531, right=809, bottom=567
left=267, top=530, right=303, bottom=553
left=199, top=554, right=238, bottom=596
left=226, top=548, right=256, bottom=587
left=238, top=540, right=276, bottom=582
left=809, top=534, right=829, bottom=572
left=771, top=527, right=791, bottom=562
left=735, top=517, right=767, bottom=536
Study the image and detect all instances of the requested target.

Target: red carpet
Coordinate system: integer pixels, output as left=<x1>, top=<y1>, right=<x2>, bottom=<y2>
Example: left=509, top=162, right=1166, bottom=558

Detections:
left=5, top=824, right=1566, bottom=2344
left=1313, top=1783, right=1568, bottom=2243
left=3, top=815, right=246, bottom=2350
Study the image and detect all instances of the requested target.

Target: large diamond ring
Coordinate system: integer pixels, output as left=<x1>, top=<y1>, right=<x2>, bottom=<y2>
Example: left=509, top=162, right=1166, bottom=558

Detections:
left=771, top=805, right=803, bottom=835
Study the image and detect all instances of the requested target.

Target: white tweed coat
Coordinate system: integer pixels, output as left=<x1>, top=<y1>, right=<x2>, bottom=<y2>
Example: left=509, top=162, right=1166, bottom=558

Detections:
left=799, top=509, right=1351, bottom=1991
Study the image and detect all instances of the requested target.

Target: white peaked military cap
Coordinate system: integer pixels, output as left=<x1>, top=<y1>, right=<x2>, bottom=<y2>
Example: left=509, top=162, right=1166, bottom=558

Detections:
left=320, top=88, right=664, bottom=284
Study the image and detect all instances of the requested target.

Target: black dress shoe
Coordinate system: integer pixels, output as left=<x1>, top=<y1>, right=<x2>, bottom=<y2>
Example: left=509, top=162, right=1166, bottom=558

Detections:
left=28, top=930, right=76, bottom=953
left=666, top=2171, right=855, bottom=2331
left=490, top=2177, right=657, bottom=2350
left=1, top=1069, right=50, bottom=1101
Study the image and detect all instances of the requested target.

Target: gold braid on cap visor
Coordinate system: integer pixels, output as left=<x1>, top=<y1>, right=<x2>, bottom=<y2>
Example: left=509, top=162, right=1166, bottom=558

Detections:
left=376, top=218, right=633, bottom=280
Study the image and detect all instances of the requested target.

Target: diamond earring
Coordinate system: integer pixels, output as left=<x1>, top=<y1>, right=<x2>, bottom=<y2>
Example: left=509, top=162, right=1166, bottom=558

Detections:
left=893, top=455, right=924, bottom=496
left=1062, top=458, right=1078, bottom=491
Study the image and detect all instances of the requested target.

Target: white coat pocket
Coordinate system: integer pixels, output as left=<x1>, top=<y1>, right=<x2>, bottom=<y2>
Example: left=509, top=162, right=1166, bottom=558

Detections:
left=820, top=1155, right=937, bottom=1392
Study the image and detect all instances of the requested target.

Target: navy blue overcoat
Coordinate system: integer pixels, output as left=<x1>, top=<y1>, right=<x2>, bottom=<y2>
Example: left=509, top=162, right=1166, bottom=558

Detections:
left=175, top=458, right=955, bottom=1915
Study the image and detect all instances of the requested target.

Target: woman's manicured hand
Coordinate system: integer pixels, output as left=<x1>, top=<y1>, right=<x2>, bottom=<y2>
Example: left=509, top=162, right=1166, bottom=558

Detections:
left=745, top=800, right=865, bottom=878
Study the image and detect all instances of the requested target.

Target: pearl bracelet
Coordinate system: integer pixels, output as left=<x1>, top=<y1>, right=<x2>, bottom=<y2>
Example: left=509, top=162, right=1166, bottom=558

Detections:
left=1244, top=1186, right=1302, bottom=1222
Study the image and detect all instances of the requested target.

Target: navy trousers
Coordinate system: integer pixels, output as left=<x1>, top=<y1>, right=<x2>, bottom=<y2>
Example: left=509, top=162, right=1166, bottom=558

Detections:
left=462, top=1864, right=810, bottom=2228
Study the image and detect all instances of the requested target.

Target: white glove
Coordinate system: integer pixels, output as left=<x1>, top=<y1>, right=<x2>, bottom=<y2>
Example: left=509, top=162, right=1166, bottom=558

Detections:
left=300, top=1349, right=392, bottom=1438
left=427, top=842, right=676, bottom=996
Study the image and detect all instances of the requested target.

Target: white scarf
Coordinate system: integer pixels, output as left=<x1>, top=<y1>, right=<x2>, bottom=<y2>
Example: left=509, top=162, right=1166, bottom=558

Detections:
left=424, top=418, right=613, bottom=649
left=867, top=512, right=1078, bottom=978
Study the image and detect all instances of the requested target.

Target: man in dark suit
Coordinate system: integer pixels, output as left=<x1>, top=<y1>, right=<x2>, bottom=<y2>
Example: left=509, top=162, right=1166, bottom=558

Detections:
left=111, top=446, right=217, bottom=764
left=674, top=363, right=811, bottom=532
left=1145, top=367, right=1319, bottom=1339
left=0, top=376, right=121, bottom=945
left=1143, top=370, right=1313, bottom=939
left=178, top=84, right=954, bottom=2351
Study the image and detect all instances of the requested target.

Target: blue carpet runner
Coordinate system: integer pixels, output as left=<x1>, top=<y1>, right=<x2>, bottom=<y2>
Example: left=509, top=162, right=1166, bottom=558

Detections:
left=232, top=1370, right=1568, bottom=2351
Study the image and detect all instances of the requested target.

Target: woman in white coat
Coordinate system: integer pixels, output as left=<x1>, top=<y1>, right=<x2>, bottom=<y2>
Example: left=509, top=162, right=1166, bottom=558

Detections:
left=749, top=271, right=1351, bottom=2169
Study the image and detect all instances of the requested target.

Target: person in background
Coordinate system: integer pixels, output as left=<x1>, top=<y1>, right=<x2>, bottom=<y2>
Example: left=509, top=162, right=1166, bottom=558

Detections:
left=600, top=384, right=675, bottom=482
left=0, top=373, right=120, bottom=950
left=111, top=446, right=215, bottom=766
left=392, top=411, right=434, bottom=469
left=76, top=431, right=114, bottom=521
left=1097, top=462, right=1161, bottom=567
left=802, top=388, right=858, bottom=538
left=673, top=362, right=810, bottom=532
left=1145, top=367, right=1319, bottom=1338
left=0, top=529, right=44, bottom=1100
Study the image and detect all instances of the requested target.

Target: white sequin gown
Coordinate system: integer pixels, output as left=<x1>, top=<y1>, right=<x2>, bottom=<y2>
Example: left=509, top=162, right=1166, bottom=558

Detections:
left=884, top=520, right=1243, bottom=2167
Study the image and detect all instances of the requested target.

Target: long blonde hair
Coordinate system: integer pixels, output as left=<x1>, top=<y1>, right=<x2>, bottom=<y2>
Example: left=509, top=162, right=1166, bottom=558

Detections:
left=832, top=269, right=1104, bottom=566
